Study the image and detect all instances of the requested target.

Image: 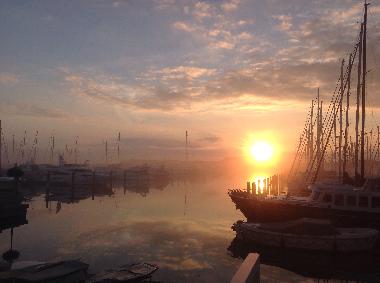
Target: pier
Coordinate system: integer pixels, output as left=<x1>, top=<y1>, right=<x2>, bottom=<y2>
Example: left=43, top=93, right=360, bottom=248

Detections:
left=231, top=253, right=260, bottom=283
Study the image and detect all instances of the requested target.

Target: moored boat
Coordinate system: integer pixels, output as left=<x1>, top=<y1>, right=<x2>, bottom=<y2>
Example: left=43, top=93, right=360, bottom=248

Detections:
left=229, top=2, right=380, bottom=230
left=87, top=262, right=158, bottom=283
left=0, top=260, right=89, bottom=283
left=232, top=218, right=379, bottom=253
left=229, top=178, right=380, bottom=228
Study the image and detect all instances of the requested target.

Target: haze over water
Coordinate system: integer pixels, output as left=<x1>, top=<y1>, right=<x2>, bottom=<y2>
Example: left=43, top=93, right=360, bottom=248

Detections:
left=2, top=0, right=380, bottom=282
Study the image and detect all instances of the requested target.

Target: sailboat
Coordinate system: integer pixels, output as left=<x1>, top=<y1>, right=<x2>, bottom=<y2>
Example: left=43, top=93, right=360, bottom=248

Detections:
left=228, top=2, right=380, bottom=228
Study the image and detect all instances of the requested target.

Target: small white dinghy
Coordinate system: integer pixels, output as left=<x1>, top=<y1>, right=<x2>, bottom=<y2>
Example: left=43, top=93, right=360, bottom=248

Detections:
left=232, top=218, right=379, bottom=252
left=87, top=262, right=158, bottom=283
left=0, top=260, right=89, bottom=282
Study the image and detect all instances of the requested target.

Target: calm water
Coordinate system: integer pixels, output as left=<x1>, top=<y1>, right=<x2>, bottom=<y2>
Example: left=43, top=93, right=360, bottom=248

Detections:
left=1, top=177, right=379, bottom=282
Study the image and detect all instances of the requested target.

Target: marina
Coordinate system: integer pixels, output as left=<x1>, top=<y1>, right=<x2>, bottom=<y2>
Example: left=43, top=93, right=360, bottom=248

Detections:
left=1, top=0, right=380, bottom=282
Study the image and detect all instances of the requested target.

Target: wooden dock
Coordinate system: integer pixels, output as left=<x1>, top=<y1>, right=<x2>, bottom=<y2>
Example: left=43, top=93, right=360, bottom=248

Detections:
left=231, top=253, right=260, bottom=283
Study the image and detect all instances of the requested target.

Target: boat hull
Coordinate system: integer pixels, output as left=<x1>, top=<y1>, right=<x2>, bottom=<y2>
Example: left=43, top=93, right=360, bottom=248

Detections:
left=230, top=193, right=380, bottom=229
left=235, top=223, right=379, bottom=252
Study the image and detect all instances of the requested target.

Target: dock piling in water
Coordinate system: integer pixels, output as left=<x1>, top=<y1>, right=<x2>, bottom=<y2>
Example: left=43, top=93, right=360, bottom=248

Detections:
left=92, top=170, right=95, bottom=200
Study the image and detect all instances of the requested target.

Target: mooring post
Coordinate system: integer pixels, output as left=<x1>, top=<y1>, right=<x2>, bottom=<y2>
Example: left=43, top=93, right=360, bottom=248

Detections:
left=109, top=170, right=113, bottom=189
left=45, top=171, right=50, bottom=209
left=123, top=170, right=127, bottom=194
left=263, top=179, right=267, bottom=195
left=92, top=170, right=95, bottom=200
left=71, top=171, right=75, bottom=200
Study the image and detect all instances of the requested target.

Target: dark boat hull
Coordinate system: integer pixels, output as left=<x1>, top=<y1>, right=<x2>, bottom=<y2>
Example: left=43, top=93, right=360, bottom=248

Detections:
left=230, top=193, right=380, bottom=229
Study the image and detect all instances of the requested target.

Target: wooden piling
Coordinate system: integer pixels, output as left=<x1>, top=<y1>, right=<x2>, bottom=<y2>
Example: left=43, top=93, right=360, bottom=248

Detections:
left=109, top=170, right=113, bottom=189
left=123, top=170, right=127, bottom=195
left=92, top=170, right=95, bottom=200
left=45, top=171, right=50, bottom=209
left=71, top=171, right=75, bottom=200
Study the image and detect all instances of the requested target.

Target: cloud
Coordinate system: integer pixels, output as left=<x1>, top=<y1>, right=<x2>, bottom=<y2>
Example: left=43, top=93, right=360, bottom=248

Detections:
left=155, top=66, right=216, bottom=81
left=63, top=1, right=380, bottom=113
left=64, top=70, right=193, bottom=111
left=57, top=218, right=238, bottom=279
left=193, top=2, right=212, bottom=21
left=273, top=15, right=292, bottom=31
left=221, top=0, right=240, bottom=12
left=173, top=21, right=195, bottom=33
left=154, top=0, right=176, bottom=10
left=0, top=72, right=18, bottom=85
left=0, top=101, right=67, bottom=119
left=171, top=1, right=253, bottom=51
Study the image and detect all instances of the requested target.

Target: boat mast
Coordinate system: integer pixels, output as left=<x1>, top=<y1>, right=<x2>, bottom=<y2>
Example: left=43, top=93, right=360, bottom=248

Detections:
left=320, top=100, right=323, bottom=170
left=117, top=132, right=120, bottom=161
left=310, top=100, right=314, bottom=162
left=343, top=53, right=352, bottom=179
left=339, top=59, right=345, bottom=180
left=355, top=23, right=363, bottom=182
left=333, top=102, right=337, bottom=167
left=316, top=90, right=320, bottom=164
left=0, top=120, right=2, bottom=175
left=361, top=1, right=369, bottom=180
left=12, top=134, right=15, bottom=160
left=105, top=140, right=108, bottom=163
left=52, top=135, right=55, bottom=162
left=378, top=126, right=379, bottom=166
left=185, top=130, right=188, bottom=161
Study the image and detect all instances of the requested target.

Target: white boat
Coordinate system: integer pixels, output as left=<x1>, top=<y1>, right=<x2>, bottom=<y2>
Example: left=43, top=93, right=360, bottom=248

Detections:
left=233, top=218, right=379, bottom=253
left=21, top=156, right=109, bottom=187
left=87, top=262, right=158, bottom=283
left=0, top=260, right=89, bottom=283
left=229, top=178, right=380, bottom=228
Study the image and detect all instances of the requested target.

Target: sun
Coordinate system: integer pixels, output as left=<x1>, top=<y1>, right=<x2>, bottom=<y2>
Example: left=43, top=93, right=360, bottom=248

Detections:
left=250, top=141, right=274, bottom=162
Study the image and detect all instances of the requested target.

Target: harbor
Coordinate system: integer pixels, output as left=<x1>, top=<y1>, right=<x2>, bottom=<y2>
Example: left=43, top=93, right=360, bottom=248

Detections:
left=1, top=0, right=380, bottom=282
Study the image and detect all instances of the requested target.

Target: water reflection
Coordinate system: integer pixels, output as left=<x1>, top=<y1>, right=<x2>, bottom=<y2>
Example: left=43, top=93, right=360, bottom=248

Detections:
left=0, top=174, right=245, bottom=282
left=4, top=168, right=376, bottom=282
left=0, top=187, right=28, bottom=265
left=228, top=237, right=380, bottom=282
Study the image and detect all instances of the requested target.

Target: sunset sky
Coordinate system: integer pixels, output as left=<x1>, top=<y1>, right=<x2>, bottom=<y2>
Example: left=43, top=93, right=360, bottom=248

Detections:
left=0, top=0, right=379, bottom=163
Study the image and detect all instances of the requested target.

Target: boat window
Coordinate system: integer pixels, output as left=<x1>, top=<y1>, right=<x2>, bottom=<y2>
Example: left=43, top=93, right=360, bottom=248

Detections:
left=346, top=195, right=356, bottom=206
left=372, top=197, right=380, bottom=208
left=358, top=196, right=369, bottom=208
left=322, top=193, right=332, bottom=203
left=334, top=194, right=344, bottom=206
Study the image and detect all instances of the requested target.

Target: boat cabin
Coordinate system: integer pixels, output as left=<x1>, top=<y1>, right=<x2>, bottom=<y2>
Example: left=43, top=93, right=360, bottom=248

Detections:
left=309, top=178, right=380, bottom=212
